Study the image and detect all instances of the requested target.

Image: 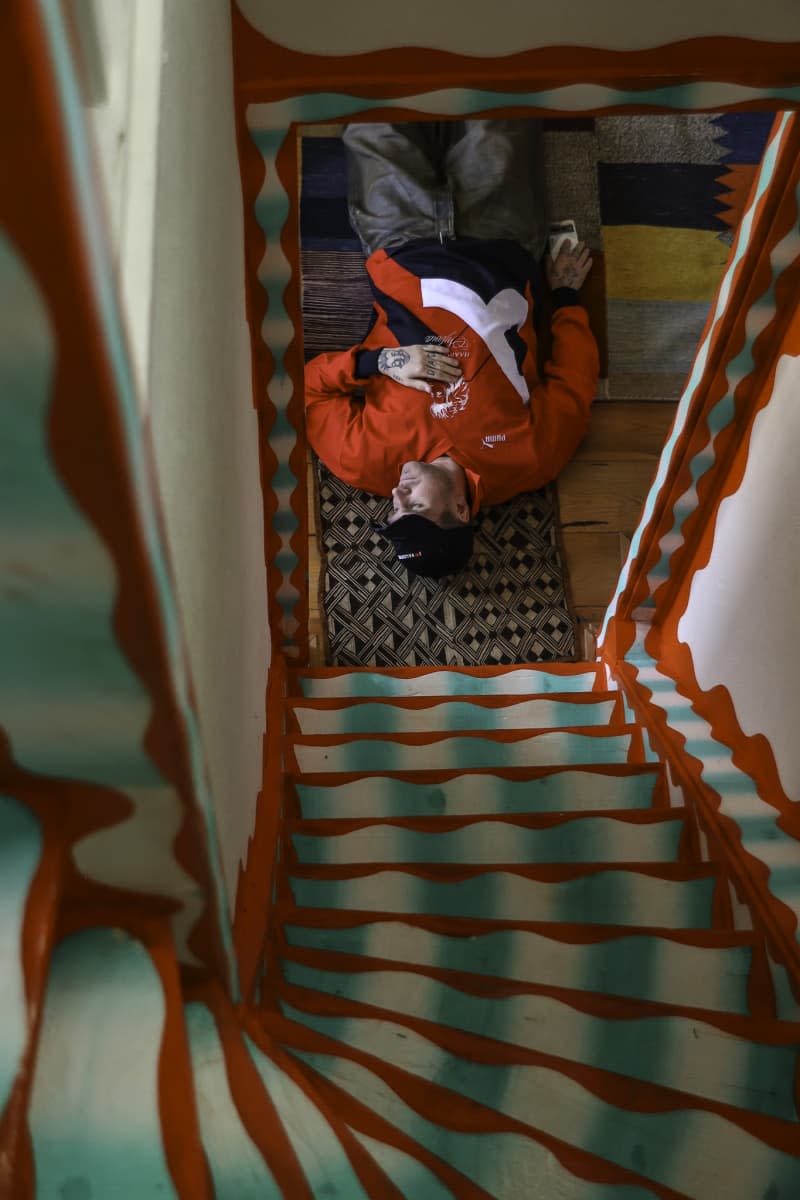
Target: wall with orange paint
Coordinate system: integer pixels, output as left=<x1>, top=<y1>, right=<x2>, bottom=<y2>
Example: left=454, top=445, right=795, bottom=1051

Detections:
left=78, top=0, right=270, bottom=908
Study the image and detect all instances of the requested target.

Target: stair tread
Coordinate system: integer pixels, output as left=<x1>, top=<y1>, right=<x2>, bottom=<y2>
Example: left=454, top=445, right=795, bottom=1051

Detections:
left=286, top=861, right=722, bottom=930
left=277, top=958, right=800, bottom=1120
left=287, top=810, right=688, bottom=865
left=277, top=1005, right=800, bottom=1199
left=292, top=765, right=664, bottom=818
left=276, top=1019, right=662, bottom=1200
left=280, top=923, right=756, bottom=1015
left=291, top=724, right=637, bottom=744
left=185, top=1000, right=283, bottom=1198
left=279, top=943, right=798, bottom=1035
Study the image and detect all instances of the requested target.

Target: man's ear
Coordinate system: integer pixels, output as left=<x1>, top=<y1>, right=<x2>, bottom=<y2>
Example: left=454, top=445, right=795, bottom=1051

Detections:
left=453, top=498, right=471, bottom=524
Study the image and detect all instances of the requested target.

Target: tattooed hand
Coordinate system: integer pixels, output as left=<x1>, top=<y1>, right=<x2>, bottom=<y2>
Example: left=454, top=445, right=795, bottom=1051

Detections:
left=377, top=344, right=462, bottom=394
left=546, top=241, right=593, bottom=292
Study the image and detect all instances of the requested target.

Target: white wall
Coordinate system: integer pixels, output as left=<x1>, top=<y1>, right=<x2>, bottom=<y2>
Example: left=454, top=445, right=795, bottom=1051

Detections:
left=81, top=0, right=269, bottom=910
left=678, top=352, right=800, bottom=802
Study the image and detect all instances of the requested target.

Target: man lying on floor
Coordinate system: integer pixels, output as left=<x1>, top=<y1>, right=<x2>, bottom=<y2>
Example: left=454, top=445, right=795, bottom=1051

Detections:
left=304, top=118, right=599, bottom=580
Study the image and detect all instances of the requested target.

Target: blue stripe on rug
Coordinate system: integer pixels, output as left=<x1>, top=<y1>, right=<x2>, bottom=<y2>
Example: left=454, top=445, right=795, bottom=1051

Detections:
left=300, top=138, right=357, bottom=249
left=598, top=163, right=729, bottom=230
left=712, top=112, right=777, bottom=164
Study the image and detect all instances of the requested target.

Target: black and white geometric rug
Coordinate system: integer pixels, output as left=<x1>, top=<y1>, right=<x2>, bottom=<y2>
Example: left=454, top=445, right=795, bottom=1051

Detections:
left=316, top=461, right=576, bottom=667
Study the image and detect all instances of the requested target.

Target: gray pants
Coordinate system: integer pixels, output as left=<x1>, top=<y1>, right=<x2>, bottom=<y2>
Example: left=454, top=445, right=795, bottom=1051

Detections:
left=343, top=119, right=548, bottom=259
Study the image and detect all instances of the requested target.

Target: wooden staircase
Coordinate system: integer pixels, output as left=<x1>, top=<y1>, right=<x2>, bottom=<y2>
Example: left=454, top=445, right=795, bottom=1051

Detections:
left=8, top=663, right=800, bottom=1197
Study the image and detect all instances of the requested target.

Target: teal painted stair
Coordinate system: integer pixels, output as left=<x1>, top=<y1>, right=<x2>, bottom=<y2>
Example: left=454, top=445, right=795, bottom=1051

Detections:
left=264, top=664, right=800, bottom=1198
left=9, top=664, right=800, bottom=1198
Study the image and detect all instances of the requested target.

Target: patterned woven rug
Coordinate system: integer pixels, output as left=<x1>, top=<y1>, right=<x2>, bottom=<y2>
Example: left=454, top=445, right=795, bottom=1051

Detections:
left=315, top=462, right=575, bottom=667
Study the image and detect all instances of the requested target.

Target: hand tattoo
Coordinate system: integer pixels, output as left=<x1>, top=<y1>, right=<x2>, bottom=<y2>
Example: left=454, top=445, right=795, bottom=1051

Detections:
left=379, top=348, right=410, bottom=372
left=558, top=264, right=581, bottom=288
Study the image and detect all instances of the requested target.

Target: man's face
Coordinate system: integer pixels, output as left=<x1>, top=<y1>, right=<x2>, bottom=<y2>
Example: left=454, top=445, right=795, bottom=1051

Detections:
left=388, top=460, right=455, bottom=525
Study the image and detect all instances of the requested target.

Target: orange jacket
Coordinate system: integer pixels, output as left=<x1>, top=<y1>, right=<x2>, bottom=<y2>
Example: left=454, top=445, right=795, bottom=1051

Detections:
left=304, top=240, right=599, bottom=511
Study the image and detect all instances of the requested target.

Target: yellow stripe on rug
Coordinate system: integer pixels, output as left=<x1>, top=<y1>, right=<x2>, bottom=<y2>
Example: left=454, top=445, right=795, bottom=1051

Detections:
left=603, top=226, right=731, bottom=303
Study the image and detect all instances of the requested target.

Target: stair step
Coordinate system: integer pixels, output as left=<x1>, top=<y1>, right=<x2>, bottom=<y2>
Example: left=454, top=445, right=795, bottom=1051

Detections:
left=287, top=862, right=722, bottom=929
left=289, top=727, right=639, bottom=775
left=287, top=692, right=622, bottom=736
left=28, top=925, right=207, bottom=1199
left=279, top=958, right=800, bottom=1121
left=287, top=811, right=688, bottom=865
left=293, top=764, right=664, bottom=819
left=185, top=1000, right=283, bottom=1198
left=241, top=1027, right=387, bottom=1197
left=282, top=919, right=757, bottom=1015
left=290, top=1043, right=664, bottom=1199
left=292, top=663, right=604, bottom=698
left=280, top=1006, right=800, bottom=1200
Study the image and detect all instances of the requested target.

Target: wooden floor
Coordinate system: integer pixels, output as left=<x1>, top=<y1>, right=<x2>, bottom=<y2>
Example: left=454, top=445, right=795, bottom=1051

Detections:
left=306, top=401, right=677, bottom=666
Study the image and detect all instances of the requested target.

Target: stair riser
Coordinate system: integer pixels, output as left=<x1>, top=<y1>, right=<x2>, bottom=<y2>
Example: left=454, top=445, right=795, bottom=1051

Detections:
left=291, top=731, right=636, bottom=775
left=294, top=667, right=602, bottom=699
left=288, top=697, right=620, bottom=736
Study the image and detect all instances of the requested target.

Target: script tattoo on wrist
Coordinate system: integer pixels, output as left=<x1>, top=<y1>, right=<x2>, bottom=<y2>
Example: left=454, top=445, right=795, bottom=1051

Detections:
left=379, top=348, right=410, bottom=374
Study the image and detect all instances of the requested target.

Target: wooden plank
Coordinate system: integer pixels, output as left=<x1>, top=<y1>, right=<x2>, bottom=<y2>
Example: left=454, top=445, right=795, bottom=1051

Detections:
left=558, top=459, right=657, bottom=533
left=562, top=532, right=623, bottom=607
left=575, top=401, right=677, bottom=460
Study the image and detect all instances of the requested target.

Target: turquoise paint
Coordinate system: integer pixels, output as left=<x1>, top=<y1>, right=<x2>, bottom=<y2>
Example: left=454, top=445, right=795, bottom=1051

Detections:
left=285, top=1007, right=800, bottom=1200
left=298, top=698, right=614, bottom=734
left=303, top=731, right=632, bottom=772
left=253, top=87, right=800, bottom=133
left=296, top=771, right=658, bottom=818
left=292, top=1045, right=660, bottom=1200
left=290, top=815, right=684, bottom=865
left=284, top=922, right=752, bottom=1014
left=273, top=462, right=298, bottom=490
left=350, top=1129, right=457, bottom=1200
left=0, top=795, right=43, bottom=1113
left=298, top=670, right=599, bottom=698
left=242, top=1034, right=371, bottom=1199
left=36, top=1, right=237, bottom=983
left=600, top=112, right=794, bottom=639
left=29, top=928, right=177, bottom=1199
left=272, top=509, right=298, bottom=535
left=282, top=960, right=797, bottom=1120
left=290, top=869, right=716, bottom=927
left=185, top=1003, right=282, bottom=1198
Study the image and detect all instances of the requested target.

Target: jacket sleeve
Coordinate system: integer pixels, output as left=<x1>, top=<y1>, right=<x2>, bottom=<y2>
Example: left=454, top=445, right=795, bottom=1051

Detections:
left=303, top=349, right=393, bottom=495
left=525, top=303, right=599, bottom=483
